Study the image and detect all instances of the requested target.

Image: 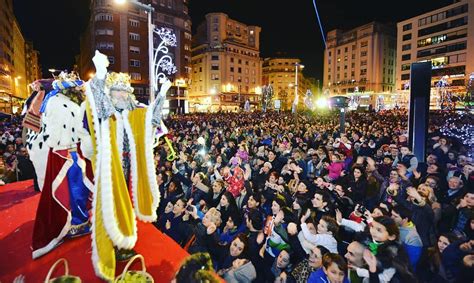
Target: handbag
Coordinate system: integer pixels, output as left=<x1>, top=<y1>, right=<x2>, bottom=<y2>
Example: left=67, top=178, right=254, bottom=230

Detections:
left=115, top=254, right=154, bottom=283
left=44, top=258, right=81, bottom=283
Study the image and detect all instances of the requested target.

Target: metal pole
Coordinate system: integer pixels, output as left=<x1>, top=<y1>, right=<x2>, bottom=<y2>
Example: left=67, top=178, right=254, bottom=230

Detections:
left=238, top=85, right=241, bottom=107
left=340, top=108, right=345, bottom=133
left=177, top=84, right=180, bottom=114
left=295, top=64, right=298, bottom=108
left=147, top=8, right=155, bottom=102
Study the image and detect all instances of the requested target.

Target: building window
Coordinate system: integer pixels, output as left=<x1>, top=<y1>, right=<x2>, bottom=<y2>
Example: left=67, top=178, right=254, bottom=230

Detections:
left=402, top=23, right=412, bottom=31
left=184, top=44, right=190, bottom=51
left=402, top=33, right=412, bottom=41
left=96, top=42, right=114, bottom=50
left=238, top=67, right=242, bottom=73
left=130, top=59, right=140, bottom=67
left=211, top=64, right=219, bottom=70
left=361, top=60, right=367, bottom=66
left=418, top=16, right=468, bottom=37
left=135, top=87, right=144, bottom=95
left=402, top=44, right=411, bottom=51
left=401, top=74, right=410, bottom=80
left=129, top=33, right=140, bottom=41
left=230, top=67, right=234, bottom=72
left=211, top=55, right=219, bottom=60
left=130, top=72, right=142, bottom=80
left=95, top=13, right=113, bottom=21
left=95, top=29, right=114, bottom=35
left=360, top=51, right=367, bottom=57
left=129, top=19, right=140, bottom=27
left=361, top=41, right=368, bottom=47
left=184, top=32, right=191, bottom=40
left=401, top=54, right=411, bottom=61
left=360, top=69, right=367, bottom=75
left=211, top=74, right=219, bottom=80
left=129, top=46, right=140, bottom=54
left=108, top=56, right=115, bottom=65
left=230, top=58, right=234, bottom=63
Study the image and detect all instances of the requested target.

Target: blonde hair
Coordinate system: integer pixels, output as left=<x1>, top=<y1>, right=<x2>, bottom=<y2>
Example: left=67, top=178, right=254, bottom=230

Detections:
left=417, top=183, right=437, bottom=204
left=206, top=208, right=222, bottom=227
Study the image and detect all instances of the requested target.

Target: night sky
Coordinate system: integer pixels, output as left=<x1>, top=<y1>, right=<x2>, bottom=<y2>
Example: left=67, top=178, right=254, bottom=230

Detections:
left=14, top=0, right=454, bottom=79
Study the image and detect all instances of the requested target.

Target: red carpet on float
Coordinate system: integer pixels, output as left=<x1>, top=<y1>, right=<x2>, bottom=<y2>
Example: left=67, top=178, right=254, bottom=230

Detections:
left=0, top=180, right=189, bottom=282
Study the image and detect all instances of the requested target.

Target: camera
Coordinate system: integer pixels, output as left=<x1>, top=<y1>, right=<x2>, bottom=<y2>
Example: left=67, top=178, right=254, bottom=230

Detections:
left=186, top=205, right=195, bottom=212
left=357, top=205, right=367, bottom=215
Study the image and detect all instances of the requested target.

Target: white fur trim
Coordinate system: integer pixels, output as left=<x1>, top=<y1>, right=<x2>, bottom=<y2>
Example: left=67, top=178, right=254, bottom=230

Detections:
left=100, top=119, right=137, bottom=249
left=115, top=111, right=124, bottom=166
left=85, top=81, right=107, bottom=279
left=32, top=214, right=71, bottom=259
left=144, top=106, right=161, bottom=221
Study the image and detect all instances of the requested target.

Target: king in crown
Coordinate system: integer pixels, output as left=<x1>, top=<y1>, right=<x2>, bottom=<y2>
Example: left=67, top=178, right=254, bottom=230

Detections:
left=84, top=50, right=171, bottom=281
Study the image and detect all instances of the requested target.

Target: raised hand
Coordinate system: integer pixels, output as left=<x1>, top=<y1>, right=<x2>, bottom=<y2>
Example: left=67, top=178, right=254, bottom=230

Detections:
left=92, top=50, right=109, bottom=79
left=287, top=222, right=298, bottom=236
left=363, top=249, right=377, bottom=273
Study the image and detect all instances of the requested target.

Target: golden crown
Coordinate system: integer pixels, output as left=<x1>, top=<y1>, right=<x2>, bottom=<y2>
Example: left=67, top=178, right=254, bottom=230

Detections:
left=105, top=72, right=134, bottom=93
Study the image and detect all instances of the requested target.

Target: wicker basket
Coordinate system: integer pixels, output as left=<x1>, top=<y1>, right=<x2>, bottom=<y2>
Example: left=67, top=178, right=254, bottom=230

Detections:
left=115, top=254, right=154, bottom=283
left=44, top=258, right=81, bottom=283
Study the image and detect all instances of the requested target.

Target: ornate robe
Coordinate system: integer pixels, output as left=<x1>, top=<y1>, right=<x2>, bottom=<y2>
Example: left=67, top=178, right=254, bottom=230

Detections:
left=31, top=93, right=94, bottom=259
left=85, top=77, right=165, bottom=281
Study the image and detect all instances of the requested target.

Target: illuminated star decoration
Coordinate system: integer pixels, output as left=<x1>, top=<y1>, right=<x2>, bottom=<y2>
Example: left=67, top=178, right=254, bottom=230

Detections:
left=439, top=111, right=474, bottom=156
left=153, top=27, right=178, bottom=92
left=464, top=73, right=474, bottom=110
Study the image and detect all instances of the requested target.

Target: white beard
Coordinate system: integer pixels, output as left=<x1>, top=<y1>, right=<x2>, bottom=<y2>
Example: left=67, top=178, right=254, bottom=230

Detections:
left=111, top=96, right=132, bottom=110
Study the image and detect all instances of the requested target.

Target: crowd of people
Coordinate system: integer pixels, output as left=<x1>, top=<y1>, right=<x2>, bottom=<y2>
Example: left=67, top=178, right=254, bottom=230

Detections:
left=152, top=109, right=473, bottom=283
left=0, top=114, right=35, bottom=186
left=1, top=106, right=473, bottom=282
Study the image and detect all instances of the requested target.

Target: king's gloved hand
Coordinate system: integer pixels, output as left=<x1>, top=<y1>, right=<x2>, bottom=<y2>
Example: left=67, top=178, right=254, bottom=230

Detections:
left=92, top=50, right=109, bottom=80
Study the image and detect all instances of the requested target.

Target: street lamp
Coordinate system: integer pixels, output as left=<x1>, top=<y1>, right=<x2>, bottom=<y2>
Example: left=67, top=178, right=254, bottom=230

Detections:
left=114, top=0, right=155, bottom=101
left=175, top=78, right=186, bottom=114
left=293, top=63, right=304, bottom=113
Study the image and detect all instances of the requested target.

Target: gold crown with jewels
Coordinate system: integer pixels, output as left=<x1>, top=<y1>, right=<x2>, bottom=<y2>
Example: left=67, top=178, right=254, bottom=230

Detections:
left=105, top=72, right=134, bottom=93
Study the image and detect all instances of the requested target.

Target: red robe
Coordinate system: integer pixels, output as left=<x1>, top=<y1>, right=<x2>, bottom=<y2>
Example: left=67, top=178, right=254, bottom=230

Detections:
left=32, top=147, right=94, bottom=259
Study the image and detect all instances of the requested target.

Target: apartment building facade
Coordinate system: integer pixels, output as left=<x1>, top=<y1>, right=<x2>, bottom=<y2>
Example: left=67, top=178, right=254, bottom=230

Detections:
left=12, top=19, right=27, bottom=99
left=323, top=22, right=397, bottom=107
left=25, top=41, right=41, bottom=86
left=0, top=0, right=15, bottom=112
left=396, top=0, right=474, bottom=107
left=262, top=58, right=312, bottom=110
left=190, top=13, right=262, bottom=112
left=79, top=0, right=191, bottom=104
left=0, top=0, right=38, bottom=112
